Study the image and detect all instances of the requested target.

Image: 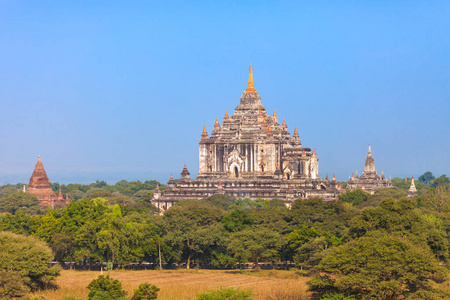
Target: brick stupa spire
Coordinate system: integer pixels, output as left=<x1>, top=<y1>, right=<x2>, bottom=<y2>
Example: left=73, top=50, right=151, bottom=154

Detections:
left=27, top=156, right=61, bottom=206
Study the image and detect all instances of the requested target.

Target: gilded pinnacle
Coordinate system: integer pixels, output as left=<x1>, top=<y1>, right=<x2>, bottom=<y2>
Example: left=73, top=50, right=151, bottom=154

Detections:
left=245, top=65, right=257, bottom=93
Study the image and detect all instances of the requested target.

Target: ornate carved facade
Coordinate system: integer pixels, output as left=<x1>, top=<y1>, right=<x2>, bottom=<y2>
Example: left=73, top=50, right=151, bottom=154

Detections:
left=152, top=66, right=342, bottom=210
left=26, top=156, right=69, bottom=207
left=346, top=144, right=392, bottom=194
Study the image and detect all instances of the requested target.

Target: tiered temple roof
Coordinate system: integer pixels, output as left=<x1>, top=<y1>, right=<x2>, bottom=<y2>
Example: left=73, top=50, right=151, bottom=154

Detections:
left=152, top=66, right=342, bottom=211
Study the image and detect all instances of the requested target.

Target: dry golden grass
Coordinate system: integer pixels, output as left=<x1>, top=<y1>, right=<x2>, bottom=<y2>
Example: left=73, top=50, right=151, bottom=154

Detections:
left=32, top=269, right=310, bottom=300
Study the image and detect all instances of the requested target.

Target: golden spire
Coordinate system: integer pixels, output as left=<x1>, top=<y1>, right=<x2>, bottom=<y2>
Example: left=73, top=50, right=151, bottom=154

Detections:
left=259, top=108, right=262, bottom=116
left=245, top=64, right=257, bottom=93
left=268, top=125, right=272, bottom=132
left=224, top=110, right=228, bottom=118
left=203, top=125, right=207, bottom=133
left=263, top=117, right=266, bottom=124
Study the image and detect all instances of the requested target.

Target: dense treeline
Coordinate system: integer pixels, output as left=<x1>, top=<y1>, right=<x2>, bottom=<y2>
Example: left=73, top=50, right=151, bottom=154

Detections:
left=1, top=171, right=450, bottom=298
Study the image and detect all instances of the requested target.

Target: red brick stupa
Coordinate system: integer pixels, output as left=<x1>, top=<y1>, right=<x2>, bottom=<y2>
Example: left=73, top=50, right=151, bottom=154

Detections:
left=26, top=156, right=69, bottom=207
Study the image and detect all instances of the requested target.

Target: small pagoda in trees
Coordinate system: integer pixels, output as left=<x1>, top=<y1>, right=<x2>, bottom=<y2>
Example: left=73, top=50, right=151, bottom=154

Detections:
left=26, top=156, right=69, bottom=207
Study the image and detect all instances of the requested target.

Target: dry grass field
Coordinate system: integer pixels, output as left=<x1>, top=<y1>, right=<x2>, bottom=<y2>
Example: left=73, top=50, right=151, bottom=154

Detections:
left=32, top=269, right=310, bottom=300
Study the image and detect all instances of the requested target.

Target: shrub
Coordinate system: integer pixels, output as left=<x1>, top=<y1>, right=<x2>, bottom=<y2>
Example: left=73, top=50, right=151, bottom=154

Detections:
left=197, top=286, right=252, bottom=300
left=87, top=275, right=127, bottom=300
left=131, top=282, right=160, bottom=300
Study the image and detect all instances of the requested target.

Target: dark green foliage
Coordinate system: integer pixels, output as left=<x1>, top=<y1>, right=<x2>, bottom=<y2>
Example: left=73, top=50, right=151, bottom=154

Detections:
left=131, top=282, right=160, bottom=300
left=419, top=171, right=435, bottom=185
left=228, top=228, right=283, bottom=266
left=0, top=210, right=34, bottom=235
left=338, top=189, right=369, bottom=206
left=282, top=226, right=340, bottom=268
left=87, top=275, right=127, bottom=300
left=0, top=183, right=24, bottom=198
left=221, top=210, right=252, bottom=232
left=197, top=286, right=253, bottom=300
left=163, top=202, right=227, bottom=268
left=0, top=192, right=44, bottom=215
left=0, top=231, right=60, bottom=291
left=349, top=198, right=449, bottom=261
left=0, top=271, right=30, bottom=299
left=358, top=187, right=407, bottom=209
left=308, top=236, right=447, bottom=299
left=431, top=174, right=450, bottom=188
left=206, top=194, right=236, bottom=210
left=291, top=198, right=359, bottom=238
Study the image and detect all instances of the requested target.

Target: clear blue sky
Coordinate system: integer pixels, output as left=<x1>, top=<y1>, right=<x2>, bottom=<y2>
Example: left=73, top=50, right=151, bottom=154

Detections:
left=1, top=1, right=449, bottom=184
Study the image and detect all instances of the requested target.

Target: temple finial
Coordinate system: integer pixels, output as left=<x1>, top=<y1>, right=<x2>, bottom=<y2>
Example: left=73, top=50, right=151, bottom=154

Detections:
left=224, top=110, right=228, bottom=118
left=368, top=143, right=372, bottom=154
left=245, top=64, right=257, bottom=93
left=203, top=125, right=207, bottom=133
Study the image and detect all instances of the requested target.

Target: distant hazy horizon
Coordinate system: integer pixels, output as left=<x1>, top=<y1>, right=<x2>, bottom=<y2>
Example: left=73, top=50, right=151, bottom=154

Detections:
left=1, top=1, right=449, bottom=185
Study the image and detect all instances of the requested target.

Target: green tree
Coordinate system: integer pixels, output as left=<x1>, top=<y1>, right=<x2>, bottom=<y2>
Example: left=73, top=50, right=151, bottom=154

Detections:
left=0, top=210, right=35, bottom=235
left=0, top=231, right=60, bottom=291
left=87, top=275, right=127, bottom=300
left=282, top=226, right=340, bottom=266
left=290, top=198, right=359, bottom=238
left=0, top=271, right=30, bottom=299
left=308, top=236, right=447, bottom=299
left=0, top=192, right=44, bottom=215
left=228, top=228, right=282, bottom=268
left=131, top=283, right=160, bottom=300
left=419, top=171, right=435, bottom=185
left=221, top=210, right=253, bottom=233
left=349, top=198, right=449, bottom=262
left=338, top=189, right=369, bottom=206
left=431, top=174, right=450, bottom=188
left=162, top=201, right=224, bottom=268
